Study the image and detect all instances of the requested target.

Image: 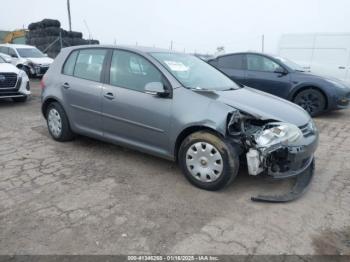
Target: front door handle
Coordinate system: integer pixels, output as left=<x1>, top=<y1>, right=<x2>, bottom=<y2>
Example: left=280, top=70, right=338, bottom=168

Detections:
left=104, top=92, right=115, bottom=100
left=62, top=82, right=70, bottom=89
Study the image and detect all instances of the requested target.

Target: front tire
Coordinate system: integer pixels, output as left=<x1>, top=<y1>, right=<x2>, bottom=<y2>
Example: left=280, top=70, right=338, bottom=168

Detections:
left=46, top=102, right=74, bottom=142
left=293, top=89, right=326, bottom=117
left=179, top=131, right=239, bottom=191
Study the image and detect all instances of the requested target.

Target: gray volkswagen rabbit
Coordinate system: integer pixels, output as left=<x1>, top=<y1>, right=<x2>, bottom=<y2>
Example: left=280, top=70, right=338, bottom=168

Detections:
left=41, top=45, right=318, bottom=202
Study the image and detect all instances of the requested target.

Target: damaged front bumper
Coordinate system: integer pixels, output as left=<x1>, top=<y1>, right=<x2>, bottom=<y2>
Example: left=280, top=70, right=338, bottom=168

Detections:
left=227, top=112, right=319, bottom=202
left=249, top=122, right=318, bottom=202
left=251, top=158, right=315, bottom=203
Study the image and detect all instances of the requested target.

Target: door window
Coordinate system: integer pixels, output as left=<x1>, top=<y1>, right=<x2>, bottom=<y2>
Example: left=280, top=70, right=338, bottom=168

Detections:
left=8, top=48, right=18, bottom=58
left=73, top=49, right=107, bottom=82
left=63, top=50, right=78, bottom=76
left=109, top=50, right=163, bottom=92
left=218, top=54, right=244, bottom=69
left=247, top=54, right=280, bottom=72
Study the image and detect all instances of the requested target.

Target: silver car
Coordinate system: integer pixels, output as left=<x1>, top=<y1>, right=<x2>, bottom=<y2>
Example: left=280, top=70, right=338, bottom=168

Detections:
left=41, top=45, right=318, bottom=202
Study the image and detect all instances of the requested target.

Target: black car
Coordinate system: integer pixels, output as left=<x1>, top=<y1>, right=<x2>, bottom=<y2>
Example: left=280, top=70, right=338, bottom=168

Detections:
left=208, top=52, right=350, bottom=116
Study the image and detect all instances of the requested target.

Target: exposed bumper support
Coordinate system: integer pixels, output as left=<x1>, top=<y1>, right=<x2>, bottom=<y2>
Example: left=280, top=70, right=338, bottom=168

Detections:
left=251, top=158, right=315, bottom=203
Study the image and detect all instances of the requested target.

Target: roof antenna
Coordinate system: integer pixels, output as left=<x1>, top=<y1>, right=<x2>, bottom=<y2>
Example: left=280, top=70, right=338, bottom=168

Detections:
left=84, top=19, right=92, bottom=42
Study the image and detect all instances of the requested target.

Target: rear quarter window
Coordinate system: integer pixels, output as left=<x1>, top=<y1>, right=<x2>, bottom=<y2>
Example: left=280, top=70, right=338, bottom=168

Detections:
left=63, top=50, right=78, bottom=76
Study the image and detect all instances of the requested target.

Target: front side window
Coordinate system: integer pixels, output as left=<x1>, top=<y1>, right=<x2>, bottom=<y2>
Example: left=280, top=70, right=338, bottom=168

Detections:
left=16, top=48, right=44, bottom=58
left=0, top=56, right=5, bottom=63
left=73, top=49, right=107, bottom=82
left=218, top=54, right=244, bottom=70
left=109, top=50, right=163, bottom=92
left=151, top=52, right=239, bottom=91
left=247, top=54, right=280, bottom=72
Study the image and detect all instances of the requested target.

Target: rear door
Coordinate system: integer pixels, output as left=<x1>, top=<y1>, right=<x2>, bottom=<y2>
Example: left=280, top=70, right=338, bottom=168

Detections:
left=101, top=49, right=172, bottom=157
left=245, top=54, right=292, bottom=98
left=60, top=48, right=108, bottom=137
left=214, top=54, right=246, bottom=84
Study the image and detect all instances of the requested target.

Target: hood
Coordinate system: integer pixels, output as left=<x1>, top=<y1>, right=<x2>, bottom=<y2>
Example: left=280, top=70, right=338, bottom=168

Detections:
left=208, top=87, right=310, bottom=126
left=0, top=63, right=19, bottom=74
left=27, top=57, right=54, bottom=65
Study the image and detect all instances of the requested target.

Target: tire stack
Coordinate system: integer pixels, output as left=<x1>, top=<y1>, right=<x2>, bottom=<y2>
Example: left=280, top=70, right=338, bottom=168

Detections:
left=26, top=19, right=100, bottom=58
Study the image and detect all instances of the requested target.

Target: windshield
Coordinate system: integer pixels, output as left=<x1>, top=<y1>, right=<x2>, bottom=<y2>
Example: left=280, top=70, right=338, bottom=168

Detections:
left=150, top=52, right=239, bottom=91
left=275, top=56, right=304, bottom=71
left=17, top=48, right=45, bottom=58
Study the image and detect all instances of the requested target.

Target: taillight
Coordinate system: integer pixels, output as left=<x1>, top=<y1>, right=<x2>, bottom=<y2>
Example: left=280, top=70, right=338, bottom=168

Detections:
left=40, top=79, right=46, bottom=89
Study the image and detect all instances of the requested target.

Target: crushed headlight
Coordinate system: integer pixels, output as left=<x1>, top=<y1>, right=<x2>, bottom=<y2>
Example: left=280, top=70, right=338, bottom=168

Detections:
left=255, top=122, right=302, bottom=148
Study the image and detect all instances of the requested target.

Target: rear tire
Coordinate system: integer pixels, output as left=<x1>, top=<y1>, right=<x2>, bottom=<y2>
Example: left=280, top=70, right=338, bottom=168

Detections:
left=46, top=102, right=74, bottom=142
left=12, top=96, right=27, bottom=102
left=178, top=131, right=239, bottom=191
left=293, top=89, right=326, bottom=117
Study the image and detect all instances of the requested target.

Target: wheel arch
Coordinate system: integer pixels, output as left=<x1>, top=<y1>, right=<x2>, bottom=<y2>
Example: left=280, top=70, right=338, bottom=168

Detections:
left=16, top=64, right=28, bottom=70
left=42, top=97, right=62, bottom=118
left=290, top=85, right=329, bottom=110
left=174, top=125, right=225, bottom=162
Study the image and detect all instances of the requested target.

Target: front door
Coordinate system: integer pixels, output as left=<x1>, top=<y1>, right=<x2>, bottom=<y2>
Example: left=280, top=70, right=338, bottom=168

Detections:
left=102, top=49, right=172, bottom=157
left=245, top=54, right=291, bottom=99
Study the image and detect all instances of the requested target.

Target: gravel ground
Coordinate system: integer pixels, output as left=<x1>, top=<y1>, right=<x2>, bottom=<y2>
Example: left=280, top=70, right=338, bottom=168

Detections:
left=0, top=80, right=349, bottom=255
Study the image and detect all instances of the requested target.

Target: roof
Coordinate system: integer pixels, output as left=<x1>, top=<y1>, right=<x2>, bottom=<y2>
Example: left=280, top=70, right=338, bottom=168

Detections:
left=63, top=44, right=181, bottom=54
left=212, top=51, right=278, bottom=60
left=0, top=43, right=35, bottom=49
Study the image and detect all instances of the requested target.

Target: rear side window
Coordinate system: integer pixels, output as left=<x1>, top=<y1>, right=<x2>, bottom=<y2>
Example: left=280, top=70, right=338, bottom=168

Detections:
left=8, top=48, right=18, bottom=58
left=74, top=49, right=107, bottom=81
left=63, top=49, right=107, bottom=82
left=218, top=55, right=244, bottom=69
left=63, top=50, right=78, bottom=76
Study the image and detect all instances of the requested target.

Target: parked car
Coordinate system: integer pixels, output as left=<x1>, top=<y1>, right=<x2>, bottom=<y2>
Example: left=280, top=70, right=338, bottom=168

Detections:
left=0, top=44, right=53, bottom=77
left=41, top=46, right=318, bottom=202
left=279, top=33, right=350, bottom=83
left=208, top=52, right=350, bottom=116
left=0, top=55, right=30, bottom=102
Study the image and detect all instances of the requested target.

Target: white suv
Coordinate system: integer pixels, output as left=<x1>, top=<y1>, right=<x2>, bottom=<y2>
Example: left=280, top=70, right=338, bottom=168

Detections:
left=0, top=55, right=30, bottom=102
left=0, top=44, right=53, bottom=77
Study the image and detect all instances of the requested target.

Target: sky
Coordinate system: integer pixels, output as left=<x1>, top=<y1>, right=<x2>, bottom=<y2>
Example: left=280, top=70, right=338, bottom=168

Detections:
left=1, top=0, right=350, bottom=54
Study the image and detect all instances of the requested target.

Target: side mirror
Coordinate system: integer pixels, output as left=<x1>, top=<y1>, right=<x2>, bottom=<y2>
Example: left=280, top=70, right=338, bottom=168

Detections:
left=5, top=57, right=12, bottom=63
left=274, top=66, right=287, bottom=75
left=145, top=82, right=168, bottom=96
left=44, top=53, right=48, bottom=57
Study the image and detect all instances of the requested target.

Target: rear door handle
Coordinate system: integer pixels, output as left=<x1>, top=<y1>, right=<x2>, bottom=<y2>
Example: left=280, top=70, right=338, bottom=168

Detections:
left=62, top=82, right=70, bottom=89
left=339, top=66, right=346, bottom=69
left=104, top=92, right=115, bottom=100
